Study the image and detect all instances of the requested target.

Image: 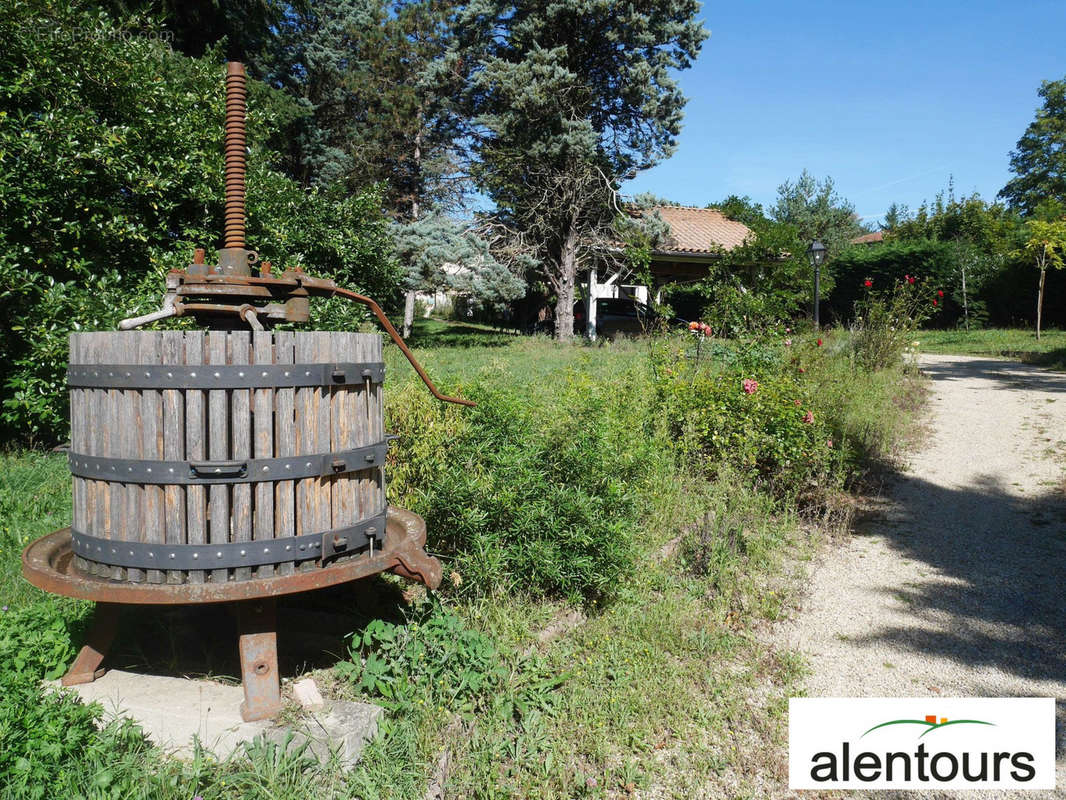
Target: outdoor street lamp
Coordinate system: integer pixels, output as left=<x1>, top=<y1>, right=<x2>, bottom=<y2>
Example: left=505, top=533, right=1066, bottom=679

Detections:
left=807, top=240, right=827, bottom=329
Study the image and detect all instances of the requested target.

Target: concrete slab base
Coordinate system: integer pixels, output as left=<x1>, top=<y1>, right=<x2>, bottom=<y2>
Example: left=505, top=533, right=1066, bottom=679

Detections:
left=53, top=670, right=382, bottom=768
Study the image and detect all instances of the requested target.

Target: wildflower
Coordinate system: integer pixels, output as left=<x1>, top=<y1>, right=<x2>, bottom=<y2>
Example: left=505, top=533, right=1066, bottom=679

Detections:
left=784, top=338, right=792, bottom=346
left=794, top=399, right=802, bottom=406
left=863, top=279, right=873, bottom=288
left=816, top=338, right=823, bottom=347
left=1, top=606, right=6, bottom=612
left=937, top=289, right=944, bottom=298
left=785, top=327, right=791, bottom=334
left=827, top=439, right=833, bottom=448
left=689, top=321, right=700, bottom=331
left=802, top=410, right=814, bottom=424
left=798, top=367, right=806, bottom=373
left=700, top=322, right=712, bottom=336
left=742, top=378, right=758, bottom=395
left=906, top=275, right=916, bottom=284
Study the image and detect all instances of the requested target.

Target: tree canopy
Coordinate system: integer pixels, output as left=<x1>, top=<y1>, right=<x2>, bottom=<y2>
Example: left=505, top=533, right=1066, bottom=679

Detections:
left=999, top=77, right=1066, bottom=216
left=770, top=170, right=865, bottom=258
left=457, top=0, right=707, bottom=338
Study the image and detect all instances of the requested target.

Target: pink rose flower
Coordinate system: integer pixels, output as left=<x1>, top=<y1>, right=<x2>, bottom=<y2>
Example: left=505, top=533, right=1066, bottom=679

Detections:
left=742, top=378, right=759, bottom=395
left=802, top=410, right=814, bottom=424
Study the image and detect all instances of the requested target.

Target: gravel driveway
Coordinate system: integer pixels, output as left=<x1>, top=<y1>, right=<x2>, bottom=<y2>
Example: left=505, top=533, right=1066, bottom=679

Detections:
left=780, top=354, right=1066, bottom=798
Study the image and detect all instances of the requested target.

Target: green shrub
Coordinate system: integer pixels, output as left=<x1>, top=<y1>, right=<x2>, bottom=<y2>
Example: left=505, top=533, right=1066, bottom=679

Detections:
left=653, top=335, right=836, bottom=497
left=386, top=363, right=665, bottom=604
left=337, top=604, right=505, bottom=715
left=850, top=276, right=940, bottom=370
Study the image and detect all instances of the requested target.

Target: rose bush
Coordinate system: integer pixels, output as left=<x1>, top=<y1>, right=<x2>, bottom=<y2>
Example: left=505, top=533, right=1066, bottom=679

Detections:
left=652, top=336, right=837, bottom=497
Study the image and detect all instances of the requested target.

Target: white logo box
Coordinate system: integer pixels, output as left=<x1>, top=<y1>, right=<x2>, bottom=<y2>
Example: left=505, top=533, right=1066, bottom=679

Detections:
left=789, top=697, right=1055, bottom=790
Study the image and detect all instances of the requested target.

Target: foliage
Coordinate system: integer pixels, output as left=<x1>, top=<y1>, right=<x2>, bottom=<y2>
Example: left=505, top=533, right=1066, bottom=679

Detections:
left=828, top=240, right=955, bottom=323
left=0, top=602, right=98, bottom=799
left=262, top=0, right=466, bottom=209
left=389, top=368, right=659, bottom=603
left=97, top=0, right=288, bottom=61
left=457, top=0, right=707, bottom=338
left=1018, top=216, right=1066, bottom=338
left=391, top=214, right=525, bottom=311
left=770, top=170, right=865, bottom=258
left=999, top=76, right=1066, bottom=215
left=850, top=276, right=941, bottom=371
left=651, top=335, right=838, bottom=498
left=337, top=604, right=506, bottom=714
left=1019, top=218, right=1066, bottom=273
left=0, top=1, right=397, bottom=442
left=692, top=195, right=812, bottom=333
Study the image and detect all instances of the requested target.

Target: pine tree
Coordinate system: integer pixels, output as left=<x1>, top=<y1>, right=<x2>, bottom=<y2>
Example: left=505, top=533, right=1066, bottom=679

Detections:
left=770, top=170, right=864, bottom=258
left=457, top=0, right=707, bottom=339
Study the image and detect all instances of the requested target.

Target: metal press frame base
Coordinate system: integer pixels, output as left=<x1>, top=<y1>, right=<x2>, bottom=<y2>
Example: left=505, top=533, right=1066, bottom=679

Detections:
left=23, top=506, right=442, bottom=722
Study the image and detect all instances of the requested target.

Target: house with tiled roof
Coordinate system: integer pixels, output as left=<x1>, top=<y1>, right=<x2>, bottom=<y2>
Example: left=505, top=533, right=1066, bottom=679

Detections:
left=646, top=205, right=754, bottom=280
left=581, top=205, right=754, bottom=337
left=851, top=231, right=885, bottom=245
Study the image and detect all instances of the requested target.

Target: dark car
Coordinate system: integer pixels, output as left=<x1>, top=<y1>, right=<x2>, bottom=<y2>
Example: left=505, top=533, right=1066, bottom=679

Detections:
left=527, top=296, right=685, bottom=337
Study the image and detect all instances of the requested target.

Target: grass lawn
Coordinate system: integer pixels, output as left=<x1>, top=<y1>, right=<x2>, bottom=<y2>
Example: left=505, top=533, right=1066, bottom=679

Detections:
left=918, top=328, right=1066, bottom=370
left=0, top=320, right=921, bottom=798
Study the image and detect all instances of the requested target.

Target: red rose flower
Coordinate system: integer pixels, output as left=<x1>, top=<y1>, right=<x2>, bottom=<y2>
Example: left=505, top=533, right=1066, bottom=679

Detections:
left=816, top=338, right=823, bottom=347
left=907, top=275, right=916, bottom=284
left=932, top=299, right=938, bottom=306
left=863, top=279, right=873, bottom=288
left=937, top=290, right=944, bottom=298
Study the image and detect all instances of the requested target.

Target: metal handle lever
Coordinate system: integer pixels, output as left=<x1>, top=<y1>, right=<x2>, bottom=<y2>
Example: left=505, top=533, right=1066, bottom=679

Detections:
left=189, top=460, right=248, bottom=479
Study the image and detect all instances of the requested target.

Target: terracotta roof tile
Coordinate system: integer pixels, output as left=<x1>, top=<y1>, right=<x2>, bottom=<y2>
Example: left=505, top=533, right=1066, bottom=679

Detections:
left=851, top=231, right=884, bottom=244
left=638, top=206, right=753, bottom=254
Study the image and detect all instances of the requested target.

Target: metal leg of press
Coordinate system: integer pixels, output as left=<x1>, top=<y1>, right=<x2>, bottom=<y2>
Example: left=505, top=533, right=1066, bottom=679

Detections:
left=237, top=598, right=283, bottom=722
left=62, top=602, right=120, bottom=686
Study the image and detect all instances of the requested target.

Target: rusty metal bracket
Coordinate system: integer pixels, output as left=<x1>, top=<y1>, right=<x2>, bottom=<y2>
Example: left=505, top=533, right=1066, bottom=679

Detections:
left=61, top=602, right=120, bottom=686
left=237, top=598, right=283, bottom=722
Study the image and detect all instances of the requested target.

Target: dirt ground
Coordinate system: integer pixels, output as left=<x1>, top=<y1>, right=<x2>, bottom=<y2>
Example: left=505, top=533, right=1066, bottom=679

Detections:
left=778, top=355, right=1066, bottom=799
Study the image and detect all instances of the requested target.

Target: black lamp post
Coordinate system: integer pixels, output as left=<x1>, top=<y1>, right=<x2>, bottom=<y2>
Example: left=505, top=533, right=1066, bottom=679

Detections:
left=807, top=240, right=827, bottom=329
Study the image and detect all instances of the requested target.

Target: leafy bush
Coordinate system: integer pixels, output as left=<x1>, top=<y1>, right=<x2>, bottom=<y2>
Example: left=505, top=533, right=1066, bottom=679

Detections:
left=337, top=604, right=505, bottom=715
left=850, top=275, right=940, bottom=370
left=387, top=363, right=666, bottom=604
left=652, top=335, right=836, bottom=497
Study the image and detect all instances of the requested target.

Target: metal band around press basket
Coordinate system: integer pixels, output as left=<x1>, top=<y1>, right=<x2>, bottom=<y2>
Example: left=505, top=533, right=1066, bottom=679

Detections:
left=67, top=361, right=385, bottom=389
left=70, top=509, right=387, bottom=571
left=67, top=442, right=388, bottom=484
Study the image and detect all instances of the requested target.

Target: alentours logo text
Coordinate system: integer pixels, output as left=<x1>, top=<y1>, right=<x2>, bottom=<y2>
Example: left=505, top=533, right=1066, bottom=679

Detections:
left=789, top=698, right=1055, bottom=790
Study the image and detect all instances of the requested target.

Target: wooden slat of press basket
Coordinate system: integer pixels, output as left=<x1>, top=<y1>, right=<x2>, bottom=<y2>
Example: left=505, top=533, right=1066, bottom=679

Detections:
left=70, top=331, right=384, bottom=584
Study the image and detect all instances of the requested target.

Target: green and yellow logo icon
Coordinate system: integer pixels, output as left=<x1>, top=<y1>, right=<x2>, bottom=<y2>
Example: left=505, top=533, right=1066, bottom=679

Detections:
left=862, top=714, right=995, bottom=739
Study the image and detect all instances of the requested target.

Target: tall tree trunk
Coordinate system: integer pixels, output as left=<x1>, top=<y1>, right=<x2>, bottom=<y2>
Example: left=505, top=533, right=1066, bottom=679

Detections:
left=402, top=117, right=424, bottom=340
left=1037, top=265, right=1047, bottom=341
left=960, top=259, right=969, bottom=330
left=553, top=221, right=580, bottom=340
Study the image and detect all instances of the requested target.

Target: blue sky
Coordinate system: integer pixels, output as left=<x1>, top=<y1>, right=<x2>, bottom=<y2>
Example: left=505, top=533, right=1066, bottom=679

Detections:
left=623, top=0, right=1066, bottom=226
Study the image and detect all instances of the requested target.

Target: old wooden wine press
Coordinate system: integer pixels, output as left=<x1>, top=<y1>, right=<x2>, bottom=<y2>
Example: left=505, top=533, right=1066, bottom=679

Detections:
left=21, top=63, right=471, bottom=721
